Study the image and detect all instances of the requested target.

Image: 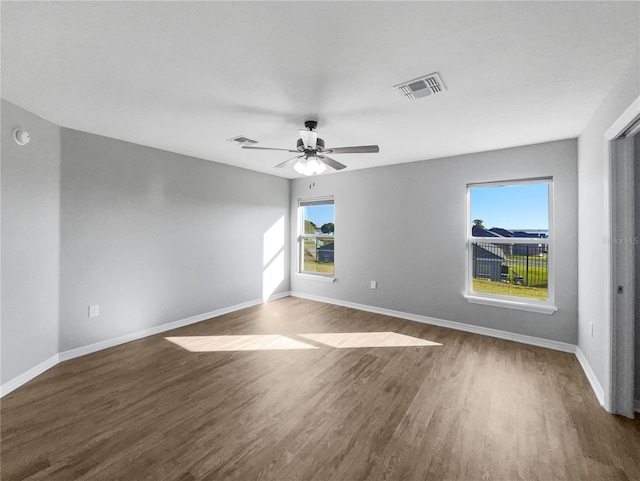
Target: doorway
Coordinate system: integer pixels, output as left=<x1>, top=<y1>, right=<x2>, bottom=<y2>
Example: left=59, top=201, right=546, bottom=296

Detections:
left=608, top=105, right=639, bottom=419
left=635, top=133, right=640, bottom=415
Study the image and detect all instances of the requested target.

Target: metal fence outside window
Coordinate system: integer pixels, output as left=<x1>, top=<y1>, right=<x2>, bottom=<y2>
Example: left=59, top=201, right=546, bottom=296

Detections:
left=472, top=242, right=548, bottom=288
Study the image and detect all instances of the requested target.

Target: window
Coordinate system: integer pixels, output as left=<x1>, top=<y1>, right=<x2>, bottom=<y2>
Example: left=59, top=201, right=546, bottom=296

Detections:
left=465, top=178, right=556, bottom=314
left=298, top=197, right=335, bottom=278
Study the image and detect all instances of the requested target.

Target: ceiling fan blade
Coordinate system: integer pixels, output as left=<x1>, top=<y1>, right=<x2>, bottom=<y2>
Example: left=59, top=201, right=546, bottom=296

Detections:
left=242, top=146, right=299, bottom=152
left=274, top=155, right=303, bottom=168
left=323, top=145, right=379, bottom=154
left=318, top=155, right=347, bottom=171
left=298, top=130, right=317, bottom=149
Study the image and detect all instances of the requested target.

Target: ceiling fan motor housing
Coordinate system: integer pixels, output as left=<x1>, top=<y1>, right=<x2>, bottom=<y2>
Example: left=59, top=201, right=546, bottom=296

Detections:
left=297, top=138, right=324, bottom=151
left=304, top=120, right=318, bottom=130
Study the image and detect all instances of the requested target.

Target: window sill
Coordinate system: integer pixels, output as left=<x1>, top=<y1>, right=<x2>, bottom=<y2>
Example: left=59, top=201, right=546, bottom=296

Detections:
left=464, top=294, right=557, bottom=315
left=296, top=273, right=336, bottom=283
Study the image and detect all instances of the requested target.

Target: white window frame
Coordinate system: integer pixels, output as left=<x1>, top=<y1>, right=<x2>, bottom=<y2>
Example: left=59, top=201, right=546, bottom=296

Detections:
left=464, top=178, right=557, bottom=314
left=297, top=196, right=335, bottom=282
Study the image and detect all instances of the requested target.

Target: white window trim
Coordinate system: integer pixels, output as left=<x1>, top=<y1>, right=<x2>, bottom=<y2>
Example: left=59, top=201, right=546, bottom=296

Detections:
left=295, top=272, right=336, bottom=283
left=465, top=178, right=556, bottom=314
left=297, top=196, right=335, bottom=280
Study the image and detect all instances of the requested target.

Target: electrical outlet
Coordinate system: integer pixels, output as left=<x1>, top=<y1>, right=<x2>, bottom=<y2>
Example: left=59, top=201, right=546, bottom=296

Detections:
left=89, top=305, right=99, bottom=317
left=370, top=280, right=377, bottom=289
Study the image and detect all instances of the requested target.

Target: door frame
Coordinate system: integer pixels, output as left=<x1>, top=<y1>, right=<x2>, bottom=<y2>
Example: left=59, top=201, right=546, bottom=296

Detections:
left=604, top=95, right=639, bottom=418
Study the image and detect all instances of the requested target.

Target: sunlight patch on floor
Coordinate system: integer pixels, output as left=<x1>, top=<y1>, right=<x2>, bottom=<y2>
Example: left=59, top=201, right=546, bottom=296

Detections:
left=165, top=335, right=318, bottom=352
left=297, top=332, right=442, bottom=348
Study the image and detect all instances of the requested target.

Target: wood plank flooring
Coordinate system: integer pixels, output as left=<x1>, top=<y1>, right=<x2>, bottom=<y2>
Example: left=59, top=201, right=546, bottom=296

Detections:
left=2, top=297, right=640, bottom=480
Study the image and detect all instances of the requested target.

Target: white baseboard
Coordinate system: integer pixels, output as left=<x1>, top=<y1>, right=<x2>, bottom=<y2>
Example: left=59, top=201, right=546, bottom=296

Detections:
left=289, top=292, right=615, bottom=408
left=1, top=291, right=611, bottom=414
left=289, top=291, right=576, bottom=353
left=0, top=354, right=59, bottom=397
left=574, top=346, right=606, bottom=407
left=1, top=292, right=289, bottom=398
left=58, top=294, right=287, bottom=363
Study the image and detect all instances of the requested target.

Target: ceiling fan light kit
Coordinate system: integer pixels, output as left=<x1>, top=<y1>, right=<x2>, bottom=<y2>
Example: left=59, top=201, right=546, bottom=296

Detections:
left=294, top=155, right=327, bottom=176
left=242, top=120, right=379, bottom=176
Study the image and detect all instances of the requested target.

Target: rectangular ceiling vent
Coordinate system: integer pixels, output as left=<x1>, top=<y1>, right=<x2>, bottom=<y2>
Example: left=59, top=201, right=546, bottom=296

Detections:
left=394, top=72, right=446, bottom=101
left=227, top=135, right=258, bottom=145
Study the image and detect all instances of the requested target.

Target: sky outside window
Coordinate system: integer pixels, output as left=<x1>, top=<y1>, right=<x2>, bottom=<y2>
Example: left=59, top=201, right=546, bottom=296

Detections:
left=304, top=205, right=334, bottom=229
left=471, top=183, right=549, bottom=231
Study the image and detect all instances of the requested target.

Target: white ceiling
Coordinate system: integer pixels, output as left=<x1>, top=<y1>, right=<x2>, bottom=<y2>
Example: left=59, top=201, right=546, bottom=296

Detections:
left=2, top=2, right=638, bottom=178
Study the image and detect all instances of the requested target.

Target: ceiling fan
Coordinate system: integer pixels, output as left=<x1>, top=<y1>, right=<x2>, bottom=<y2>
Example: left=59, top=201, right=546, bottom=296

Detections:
left=242, top=120, right=379, bottom=176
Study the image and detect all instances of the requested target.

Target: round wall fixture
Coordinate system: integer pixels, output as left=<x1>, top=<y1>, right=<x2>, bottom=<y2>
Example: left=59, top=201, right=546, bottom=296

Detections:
left=13, top=129, right=31, bottom=146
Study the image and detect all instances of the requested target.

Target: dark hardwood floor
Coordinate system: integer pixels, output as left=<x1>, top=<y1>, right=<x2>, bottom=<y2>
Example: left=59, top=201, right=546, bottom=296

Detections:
left=2, top=297, right=640, bottom=480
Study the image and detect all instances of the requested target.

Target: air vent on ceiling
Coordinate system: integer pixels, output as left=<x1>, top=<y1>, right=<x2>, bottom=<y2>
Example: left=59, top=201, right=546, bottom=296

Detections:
left=227, top=135, right=258, bottom=145
left=394, top=72, right=446, bottom=101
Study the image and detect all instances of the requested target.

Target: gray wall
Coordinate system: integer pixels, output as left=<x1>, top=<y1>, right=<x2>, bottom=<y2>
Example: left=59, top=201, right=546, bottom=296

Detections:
left=1, top=100, right=60, bottom=384
left=60, top=128, right=290, bottom=351
left=290, top=139, right=578, bottom=343
left=2, top=99, right=289, bottom=389
left=577, top=54, right=640, bottom=404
